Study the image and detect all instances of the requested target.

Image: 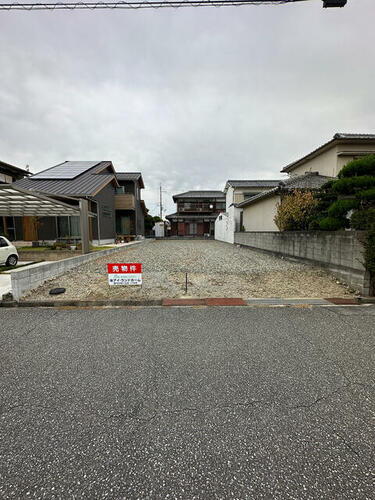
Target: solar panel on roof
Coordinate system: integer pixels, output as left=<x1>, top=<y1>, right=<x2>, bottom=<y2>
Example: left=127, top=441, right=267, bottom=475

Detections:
left=31, top=161, right=100, bottom=180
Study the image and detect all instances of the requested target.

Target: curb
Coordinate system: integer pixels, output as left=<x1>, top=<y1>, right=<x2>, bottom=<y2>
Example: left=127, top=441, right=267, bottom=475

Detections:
left=0, top=296, right=371, bottom=309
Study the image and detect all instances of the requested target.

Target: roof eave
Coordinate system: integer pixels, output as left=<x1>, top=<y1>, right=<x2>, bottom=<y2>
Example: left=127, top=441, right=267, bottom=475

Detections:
left=281, top=136, right=375, bottom=173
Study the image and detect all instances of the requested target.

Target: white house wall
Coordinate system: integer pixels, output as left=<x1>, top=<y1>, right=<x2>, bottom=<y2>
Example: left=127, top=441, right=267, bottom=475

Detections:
left=242, top=195, right=281, bottom=232
left=288, top=146, right=338, bottom=178
left=288, top=142, right=375, bottom=178
left=215, top=205, right=240, bottom=244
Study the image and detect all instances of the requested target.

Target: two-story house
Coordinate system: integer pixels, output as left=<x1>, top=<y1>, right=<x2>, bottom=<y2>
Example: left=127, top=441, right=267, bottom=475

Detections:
left=115, top=172, right=146, bottom=240
left=215, top=180, right=281, bottom=243
left=0, top=160, right=30, bottom=240
left=13, top=162, right=147, bottom=243
left=166, top=191, right=226, bottom=237
left=238, top=133, right=375, bottom=232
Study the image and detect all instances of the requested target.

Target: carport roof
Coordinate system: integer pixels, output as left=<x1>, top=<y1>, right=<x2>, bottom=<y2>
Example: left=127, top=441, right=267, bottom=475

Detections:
left=0, top=184, right=93, bottom=217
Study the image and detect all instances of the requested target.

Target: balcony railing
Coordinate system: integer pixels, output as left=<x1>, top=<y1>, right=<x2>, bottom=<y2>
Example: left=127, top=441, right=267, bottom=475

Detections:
left=115, top=193, right=135, bottom=210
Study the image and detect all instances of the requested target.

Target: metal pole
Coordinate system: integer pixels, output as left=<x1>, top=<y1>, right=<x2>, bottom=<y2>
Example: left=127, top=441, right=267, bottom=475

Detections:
left=79, top=199, right=90, bottom=254
left=160, top=184, right=163, bottom=220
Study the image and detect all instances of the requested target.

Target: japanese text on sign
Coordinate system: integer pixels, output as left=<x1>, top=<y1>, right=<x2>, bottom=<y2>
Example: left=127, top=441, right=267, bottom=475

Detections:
left=107, top=263, right=142, bottom=286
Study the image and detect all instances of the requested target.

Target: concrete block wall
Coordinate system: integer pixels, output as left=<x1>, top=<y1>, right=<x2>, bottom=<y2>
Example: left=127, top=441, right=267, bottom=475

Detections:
left=10, top=241, right=143, bottom=301
left=234, top=231, right=372, bottom=296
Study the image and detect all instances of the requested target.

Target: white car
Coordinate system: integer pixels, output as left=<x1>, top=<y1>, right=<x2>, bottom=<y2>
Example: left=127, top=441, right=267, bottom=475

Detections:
left=0, top=236, right=19, bottom=267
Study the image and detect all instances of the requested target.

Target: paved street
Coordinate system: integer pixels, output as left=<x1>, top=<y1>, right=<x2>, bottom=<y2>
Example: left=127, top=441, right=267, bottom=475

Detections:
left=0, top=305, right=374, bottom=499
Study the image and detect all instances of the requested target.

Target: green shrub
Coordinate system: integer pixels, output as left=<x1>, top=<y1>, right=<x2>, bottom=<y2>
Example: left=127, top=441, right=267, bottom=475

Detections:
left=332, top=176, right=375, bottom=194
left=350, top=208, right=375, bottom=230
left=338, top=155, right=375, bottom=178
left=328, top=199, right=359, bottom=218
left=356, top=187, right=375, bottom=202
left=319, top=216, right=348, bottom=231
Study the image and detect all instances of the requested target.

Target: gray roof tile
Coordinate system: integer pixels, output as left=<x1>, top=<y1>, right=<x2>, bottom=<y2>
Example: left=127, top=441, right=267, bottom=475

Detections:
left=237, top=173, right=333, bottom=208
left=173, top=190, right=225, bottom=200
left=13, top=161, right=117, bottom=197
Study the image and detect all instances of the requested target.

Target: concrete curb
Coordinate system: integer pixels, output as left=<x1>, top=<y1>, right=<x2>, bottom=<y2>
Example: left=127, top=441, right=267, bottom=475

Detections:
left=0, top=296, right=371, bottom=309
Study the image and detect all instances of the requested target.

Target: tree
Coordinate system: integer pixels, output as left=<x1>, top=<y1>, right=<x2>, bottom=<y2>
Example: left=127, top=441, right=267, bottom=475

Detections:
left=317, top=155, right=375, bottom=231
left=274, top=190, right=318, bottom=231
left=144, top=214, right=163, bottom=235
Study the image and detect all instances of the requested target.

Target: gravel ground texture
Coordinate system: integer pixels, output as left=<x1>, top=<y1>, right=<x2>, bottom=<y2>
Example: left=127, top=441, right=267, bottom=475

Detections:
left=23, top=240, right=355, bottom=301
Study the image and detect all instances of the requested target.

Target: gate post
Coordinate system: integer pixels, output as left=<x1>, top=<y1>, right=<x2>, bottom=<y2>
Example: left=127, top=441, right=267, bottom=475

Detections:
left=79, top=199, right=90, bottom=254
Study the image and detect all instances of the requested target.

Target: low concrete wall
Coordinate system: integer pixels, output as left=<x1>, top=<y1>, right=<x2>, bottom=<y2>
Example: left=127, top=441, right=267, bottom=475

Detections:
left=234, top=231, right=372, bottom=296
left=18, top=251, right=82, bottom=262
left=10, top=241, right=144, bottom=301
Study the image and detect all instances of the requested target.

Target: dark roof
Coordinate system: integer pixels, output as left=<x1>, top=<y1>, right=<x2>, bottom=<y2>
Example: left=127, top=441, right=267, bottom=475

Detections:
left=225, top=180, right=281, bottom=191
left=14, top=161, right=118, bottom=197
left=166, top=212, right=219, bottom=220
left=0, top=160, right=30, bottom=179
left=237, top=173, right=334, bottom=209
left=116, top=172, right=145, bottom=189
left=281, top=133, right=375, bottom=173
left=173, top=190, right=225, bottom=202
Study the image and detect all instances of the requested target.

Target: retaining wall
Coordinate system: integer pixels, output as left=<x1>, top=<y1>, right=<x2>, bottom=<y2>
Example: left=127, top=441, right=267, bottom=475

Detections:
left=234, top=231, right=372, bottom=296
left=11, top=241, right=143, bottom=301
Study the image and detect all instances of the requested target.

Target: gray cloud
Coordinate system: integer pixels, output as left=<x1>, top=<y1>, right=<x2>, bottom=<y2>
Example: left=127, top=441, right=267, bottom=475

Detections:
left=0, top=0, right=374, bottom=215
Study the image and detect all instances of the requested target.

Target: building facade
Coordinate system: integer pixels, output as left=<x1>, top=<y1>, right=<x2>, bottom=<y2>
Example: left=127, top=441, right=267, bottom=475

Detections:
left=0, top=160, right=30, bottom=240
left=281, top=133, right=375, bottom=178
left=12, top=161, right=147, bottom=243
left=166, top=191, right=225, bottom=237
left=215, top=180, right=280, bottom=243
left=115, top=173, right=146, bottom=239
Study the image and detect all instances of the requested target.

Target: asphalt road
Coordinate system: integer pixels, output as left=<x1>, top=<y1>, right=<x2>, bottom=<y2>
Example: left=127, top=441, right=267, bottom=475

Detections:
left=0, top=306, right=374, bottom=499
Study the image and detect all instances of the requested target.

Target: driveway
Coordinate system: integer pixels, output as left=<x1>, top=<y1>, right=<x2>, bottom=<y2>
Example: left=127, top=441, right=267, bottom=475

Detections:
left=23, top=240, right=353, bottom=301
left=0, top=305, right=374, bottom=498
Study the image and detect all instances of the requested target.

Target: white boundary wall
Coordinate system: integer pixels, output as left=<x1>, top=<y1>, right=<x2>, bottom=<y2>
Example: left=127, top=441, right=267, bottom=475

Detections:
left=215, top=205, right=241, bottom=244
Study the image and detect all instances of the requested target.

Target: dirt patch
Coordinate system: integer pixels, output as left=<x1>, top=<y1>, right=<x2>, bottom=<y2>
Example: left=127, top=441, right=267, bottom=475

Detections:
left=22, top=240, right=355, bottom=301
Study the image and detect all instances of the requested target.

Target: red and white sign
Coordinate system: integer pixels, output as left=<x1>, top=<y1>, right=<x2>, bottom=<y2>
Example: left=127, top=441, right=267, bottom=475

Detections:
left=107, top=263, right=142, bottom=286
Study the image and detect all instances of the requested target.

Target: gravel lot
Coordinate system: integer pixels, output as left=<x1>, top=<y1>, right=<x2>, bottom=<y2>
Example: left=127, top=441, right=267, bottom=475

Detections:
left=24, top=240, right=354, bottom=301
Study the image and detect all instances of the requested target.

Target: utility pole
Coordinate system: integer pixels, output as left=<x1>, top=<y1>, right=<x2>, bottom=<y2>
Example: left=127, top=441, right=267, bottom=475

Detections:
left=159, top=184, right=163, bottom=220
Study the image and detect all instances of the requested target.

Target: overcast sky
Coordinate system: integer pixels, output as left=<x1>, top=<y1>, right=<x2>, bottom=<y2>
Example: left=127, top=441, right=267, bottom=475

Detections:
left=0, top=0, right=374, bottom=215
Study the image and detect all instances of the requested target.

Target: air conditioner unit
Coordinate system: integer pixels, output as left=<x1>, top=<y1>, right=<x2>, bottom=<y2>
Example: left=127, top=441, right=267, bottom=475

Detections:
left=323, top=0, right=347, bottom=7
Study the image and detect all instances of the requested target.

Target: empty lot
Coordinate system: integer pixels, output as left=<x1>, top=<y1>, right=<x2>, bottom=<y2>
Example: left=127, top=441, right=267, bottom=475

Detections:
left=24, top=240, right=353, bottom=301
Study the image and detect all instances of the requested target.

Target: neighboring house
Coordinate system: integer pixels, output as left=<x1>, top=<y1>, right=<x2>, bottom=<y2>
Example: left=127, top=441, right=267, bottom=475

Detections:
left=166, top=191, right=226, bottom=237
left=237, top=173, right=333, bottom=232
left=0, top=160, right=30, bottom=240
left=13, top=161, right=147, bottom=243
left=215, top=180, right=280, bottom=243
left=115, top=173, right=146, bottom=239
left=282, top=133, right=375, bottom=178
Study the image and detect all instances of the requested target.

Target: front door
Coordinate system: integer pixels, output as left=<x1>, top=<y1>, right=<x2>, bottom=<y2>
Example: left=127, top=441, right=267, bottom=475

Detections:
left=189, top=223, right=197, bottom=235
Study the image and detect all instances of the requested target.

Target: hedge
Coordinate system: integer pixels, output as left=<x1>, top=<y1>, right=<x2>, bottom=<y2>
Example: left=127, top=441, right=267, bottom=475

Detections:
left=327, top=199, right=359, bottom=218
left=338, top=155, right=375, bottom=178
left=319, top=216, right=348, bottom=231
left=332, top=176, right=375, bottom=194
left=350, top=208, right=375, bottom=231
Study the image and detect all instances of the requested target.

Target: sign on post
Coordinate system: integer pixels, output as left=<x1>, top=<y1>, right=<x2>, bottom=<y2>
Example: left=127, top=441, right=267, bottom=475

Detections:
left=107, top=263, right=142, bottom=286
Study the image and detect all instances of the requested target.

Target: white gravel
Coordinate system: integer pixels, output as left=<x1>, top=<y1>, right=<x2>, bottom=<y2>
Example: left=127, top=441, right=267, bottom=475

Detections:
left=24, top=239, right=354, bottom=301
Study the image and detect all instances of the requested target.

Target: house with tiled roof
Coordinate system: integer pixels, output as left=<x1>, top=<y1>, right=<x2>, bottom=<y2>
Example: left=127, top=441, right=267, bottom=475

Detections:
left=238, top=133, right=375, bottom=233
left=215, top=179, right=281, bottom=243
left=166, top=190, right=226, bottom=237
left=281, top=133, right=375, bottom=177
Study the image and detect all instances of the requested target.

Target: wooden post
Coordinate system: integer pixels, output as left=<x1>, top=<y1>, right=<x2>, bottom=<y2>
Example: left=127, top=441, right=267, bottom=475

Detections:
left=79, top=199, right=90, bottom=254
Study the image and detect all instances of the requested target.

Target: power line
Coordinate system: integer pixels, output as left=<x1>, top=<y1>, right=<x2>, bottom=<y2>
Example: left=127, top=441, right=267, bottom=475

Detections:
left=0, top=0, right=311, bottom=11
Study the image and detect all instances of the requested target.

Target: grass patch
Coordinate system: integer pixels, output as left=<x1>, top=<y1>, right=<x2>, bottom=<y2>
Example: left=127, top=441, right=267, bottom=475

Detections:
left=0, top=260, right=44, bottom=273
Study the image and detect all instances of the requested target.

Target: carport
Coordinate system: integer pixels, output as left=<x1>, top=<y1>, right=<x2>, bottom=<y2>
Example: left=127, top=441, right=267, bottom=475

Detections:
left=0, top=184, right=95, bottom=254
